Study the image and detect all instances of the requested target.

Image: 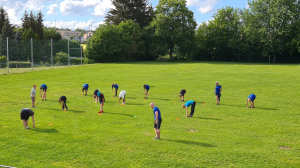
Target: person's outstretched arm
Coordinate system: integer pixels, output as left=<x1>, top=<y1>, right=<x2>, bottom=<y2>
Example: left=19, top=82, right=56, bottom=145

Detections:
left=220, top=87, right=222, bottom=93
left=246, top=100, right=249, bottom=108
left=59, top=101, right=62, bottom=108
left=102, top=98, right=104, bottom=105
left=155, top=111, right=158, bottom=124
left=183, top=95, right=184, bottom=102
left=40, top=89, right=42, bottom=98
left=32, top=115, right=35, bottom=128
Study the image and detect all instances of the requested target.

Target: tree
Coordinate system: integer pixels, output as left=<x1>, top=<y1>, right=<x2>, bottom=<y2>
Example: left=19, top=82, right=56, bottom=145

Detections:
left=44, top=27, right=62, bottom=40
left=151, top=0, right=197, bottom=60
left=105, top=0, right=153, bottom=28
left=36, top=11, right=44, bottom=40
left=0, top=6, right=8, bottom=35
left=21, top=10, right=30, bottom=30
left=29, top=11, right=36, bottom=33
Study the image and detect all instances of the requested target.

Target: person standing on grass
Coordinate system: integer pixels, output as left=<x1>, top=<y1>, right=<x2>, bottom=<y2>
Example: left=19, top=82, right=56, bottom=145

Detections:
left=150, top=102, right=162, bottom=140
left=119, top=90, right=126, bottom=104
left=93, top=89, right=100, bottom=102
left=214, top=81, right=222, bottom=105
left=82, top=84, right=89, bottom=96
left=20, top=108, right=35, bottom=129
left=182, top=100, right=196, bottom=117
left=144, top=84, right=150, bottom=99
left=112, top=83, right=119, bottom=97
left=98, top=92, right=105, bottom=113
left=247, top=94, right=256, bottom=108
left=30, top=85, right=36, bottom=107
left=58, top=96, right=68, bottom=110
left=40, top=84, right=47, bottom=101
left=179, top=89, right=186, bottom=102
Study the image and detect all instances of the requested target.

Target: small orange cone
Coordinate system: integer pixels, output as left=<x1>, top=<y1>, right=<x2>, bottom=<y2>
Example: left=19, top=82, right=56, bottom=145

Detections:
left=203, top=103, right=206, bottom=105
left=64, top=110, right=66, bottom=112
left=144, top=99, right=146, bottom=101
left=112, top=97, right=114, bottom=99
left=49, top=123, right=53, bottom=125
left=98, top=113, right=101, bottom=115
left=176, top=118, right=180, bottom=120
left=174, top=101, right=176, bottom=102
left=80, top=95, right=82, bottom=96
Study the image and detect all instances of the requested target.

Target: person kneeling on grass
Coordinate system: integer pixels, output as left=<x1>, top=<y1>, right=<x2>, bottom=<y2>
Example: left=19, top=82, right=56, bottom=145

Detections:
left=20, top=108, right=35, bottom=129
left=98, top=92, right=105, bottom=113
left=119, top=90, right=126, bottom=104
left=179, top=89, right=186, bottom=102
left=150, top=102, right=162, bottom=140
left=247, top=94, right=256, bottom=108
left=40, top=84, right=47, bottom=101
left=93, top=89, right=100, bottom=102
left=144, top=84, right=150, bottom=99
left=58, top=96, right=68, bottom=110
left=82, top=84, right=89, bottom=96
left=182, top=100, right=196, bottom=117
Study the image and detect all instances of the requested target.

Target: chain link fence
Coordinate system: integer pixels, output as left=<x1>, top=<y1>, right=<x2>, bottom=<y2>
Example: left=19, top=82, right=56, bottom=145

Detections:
left=0, top=38, right=85, bottom=75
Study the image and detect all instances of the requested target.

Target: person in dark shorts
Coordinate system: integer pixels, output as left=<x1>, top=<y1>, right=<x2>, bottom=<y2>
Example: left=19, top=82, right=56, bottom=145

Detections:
left=82, top=84, right=89, bottom=96
left=112, top=83, right=119, bottom=97
left=182, top=100, right=196, bottom=117
left=143, top=84, right=150, bottom=99
left=30, top=85, right=36, bottom=107
left=247, top=94, right=256, bottom=108
left=98, top=92, right=105, bottom=113
left=20, top=108, right=35, bottom=129
left=150, top=102, right=162, bottom=140
left=40, top=84, right=47, bottom=101
left=179, top=89, right=186, bottom=102
left=58, top=96, right=68, bottom=110
left=214, top=81, right=222, bottom=105
left=93, top=89, right=100, bottom=102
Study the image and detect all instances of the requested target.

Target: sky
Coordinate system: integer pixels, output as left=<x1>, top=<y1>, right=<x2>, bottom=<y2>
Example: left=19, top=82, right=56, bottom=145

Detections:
left=0, top=0, right=249, bottom=31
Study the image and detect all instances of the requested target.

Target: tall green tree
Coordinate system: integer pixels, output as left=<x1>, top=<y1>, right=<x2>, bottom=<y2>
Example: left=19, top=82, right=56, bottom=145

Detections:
left=151, top=0, right=197, bottom=60
left=21, top=10, right=30, bottom=30
left=29, top=11, right=36, bottom=33
left=105, top=0, right=153, bottom=28
left=0, top=6, right=8, bottom=35
left=36, top=11, right=44, bottom=40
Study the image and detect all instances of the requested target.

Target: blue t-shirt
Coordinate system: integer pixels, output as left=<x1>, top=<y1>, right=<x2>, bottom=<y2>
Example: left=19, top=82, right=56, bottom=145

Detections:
left=185, top=100, right=194, bottom=107
left=40, top=84, right=47, bottom=89
left=215, top=85, right=222, bottom=93
left=83, top=84, right=89, bottom=90
left=248, top=94, right=256, bottom=101
left=153, top=106, right=162, bottom=120
left=112, top=84, right=119, bottom=89
left=144, top=85, right=150, bottom=90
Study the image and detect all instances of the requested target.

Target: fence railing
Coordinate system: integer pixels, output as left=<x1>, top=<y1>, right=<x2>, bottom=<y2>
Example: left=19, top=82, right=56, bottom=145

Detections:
left=0, top=38, right=84, bottom=75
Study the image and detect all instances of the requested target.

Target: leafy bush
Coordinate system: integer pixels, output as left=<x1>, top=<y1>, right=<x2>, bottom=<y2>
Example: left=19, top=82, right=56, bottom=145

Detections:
left=0, top=55, right=7, bottom=63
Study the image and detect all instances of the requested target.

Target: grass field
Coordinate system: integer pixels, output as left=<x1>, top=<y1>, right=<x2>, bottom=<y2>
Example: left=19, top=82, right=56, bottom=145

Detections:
left=1, top=62, right=300, bottom=167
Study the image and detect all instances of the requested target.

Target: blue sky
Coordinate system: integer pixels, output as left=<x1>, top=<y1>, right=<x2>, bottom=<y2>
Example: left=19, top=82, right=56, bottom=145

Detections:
left=1, top=0, right=248, bottom=30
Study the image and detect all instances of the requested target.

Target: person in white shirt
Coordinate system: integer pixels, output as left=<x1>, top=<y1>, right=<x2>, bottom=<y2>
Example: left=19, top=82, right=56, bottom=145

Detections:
left=30, top=85, right=36, bottom=107
left=119, top=90, right=126, bottom=104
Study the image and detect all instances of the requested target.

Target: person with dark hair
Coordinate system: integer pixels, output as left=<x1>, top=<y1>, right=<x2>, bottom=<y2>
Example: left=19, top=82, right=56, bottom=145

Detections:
left=82, top=84, right=89, bottom=96
left=214, top=81, right=222, bottom=105
left=93, top=89, right=100, bottom=102
left=179, top=89, right=186, bottom=102
left=150, top=102, right=162, bottom=140
left=247, top=94, right=256, bottom=108
left=58, top=96, right=68, bottom=110
left=182, top=100, right=196, bottom=117
left=40, top=84, right=47, bottom=101
left=98, top=92, right=105, bottom=113
left=20, top=108, right=35, bottom=129
left=112, top=83, right=119, bottom=97
left=144, top=84, right=150, bottom=99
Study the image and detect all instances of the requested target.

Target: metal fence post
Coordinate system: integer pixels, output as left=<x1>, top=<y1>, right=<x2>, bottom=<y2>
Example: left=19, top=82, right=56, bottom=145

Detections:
left=81, top=42, right=82, bottom=65
left=7, top=37, right=9, bottom=73
left=68, top=39, right=70, bottom=66
left=31, top=38, right=33, bottom=70
left=51, top=39, right=53, bottom=68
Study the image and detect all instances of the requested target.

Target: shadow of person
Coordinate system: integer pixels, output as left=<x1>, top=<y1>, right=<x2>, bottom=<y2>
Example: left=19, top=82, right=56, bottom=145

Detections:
left=30, top=128, right=59, bottom=133
left=104, top=112, right=134, bottom=117
left=193, top=117, right=222, bottom=121
left=162, top=139, right=216, bottom=147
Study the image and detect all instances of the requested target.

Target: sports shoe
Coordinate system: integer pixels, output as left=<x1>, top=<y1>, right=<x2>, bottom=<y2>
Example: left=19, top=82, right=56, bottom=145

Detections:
left=32, top=106, right=36, bottom=108
left=98, top=111, right=101, bottom=113
left=66, top=109, right=69, bottom=111
left=45, top=99, right=47, bottom=101
left=25, top=127, right=29, bottom=129
left=152, top=137, right=160, bottom=140
left=62, top=109, right=64, bottom=110
left=42, top=99, right=44, bottom=101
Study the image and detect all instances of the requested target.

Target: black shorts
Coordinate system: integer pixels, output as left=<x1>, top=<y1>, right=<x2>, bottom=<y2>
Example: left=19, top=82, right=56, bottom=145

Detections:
left=154, top=119, right=162, bottom=129
left=43, top=89, right=47, bottom=92
left=215, top=93, right=221, bottom=100
left=94, top=90, right=99, bottom=95
left=20, top=109, right=34, bottom=121
left=146, top=89, right=149, bottom=91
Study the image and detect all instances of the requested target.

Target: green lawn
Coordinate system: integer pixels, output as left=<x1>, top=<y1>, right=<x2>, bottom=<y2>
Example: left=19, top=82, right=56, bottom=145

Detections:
left=0, top=62, right=300, bottom=167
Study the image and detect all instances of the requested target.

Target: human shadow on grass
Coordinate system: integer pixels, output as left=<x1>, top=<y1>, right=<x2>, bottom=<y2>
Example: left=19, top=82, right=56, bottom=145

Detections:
left=31, top=128, right=59, bottom=133
left=125, top=103, right=144, bottom=106
left=38, top=107, right=85, bottom=113
left=162, top=139, right=216, bottom=147
left=193, top=117, right=222, bottom=121
left=219, top=104, right=279, bottom=110
left=104, top=112, right=134, bottom=117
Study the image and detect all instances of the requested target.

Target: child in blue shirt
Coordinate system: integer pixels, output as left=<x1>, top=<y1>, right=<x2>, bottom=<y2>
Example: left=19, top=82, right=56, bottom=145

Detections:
left=144, top=84, right=150, bottom=99
left=214, top=81, right=222, bottom=105
left=112, top=83, right=119, bottom=97
left=40, top=84, right=47, bottom=101
left=247, top=94, right=256, bottom=108
left=82, top=84, right=89, bottom=96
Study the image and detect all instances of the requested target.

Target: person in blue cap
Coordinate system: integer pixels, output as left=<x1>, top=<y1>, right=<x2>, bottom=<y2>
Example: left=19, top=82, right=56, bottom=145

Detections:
left=93, top=89, right=100, bottom=102
left=82, top=84, right=89, bottom=96
left=144, top=84, right=150, bottom=99
left=182, top=100, right=196, bottom=117
left=112, top=83, right=118, bottom=97
left=214, top=81, right=222, bottom=105
left=40, top=84, right=47, bottom=101
left=247, top=94, right=256, bottom=108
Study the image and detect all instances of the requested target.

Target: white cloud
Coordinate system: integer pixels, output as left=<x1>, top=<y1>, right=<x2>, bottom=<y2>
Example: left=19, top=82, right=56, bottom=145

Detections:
left=44, top=19, right=105, bottom=30
left=47, top=4, right=59, bottom=15
left=187, top=0, right=219, bottom=14
left=59, top=0, right=113, bottom=16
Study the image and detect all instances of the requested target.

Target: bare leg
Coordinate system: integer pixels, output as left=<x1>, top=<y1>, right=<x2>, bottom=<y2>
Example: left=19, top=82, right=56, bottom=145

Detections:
left=156, top=129, right=160, bottom=138
left=215, top=95, right=219, bottom=104
left=22, top=120, right=27, bottom=128
left=154, top=128, right=157, bottom=137
left=101, top=104, right=103, bottom=112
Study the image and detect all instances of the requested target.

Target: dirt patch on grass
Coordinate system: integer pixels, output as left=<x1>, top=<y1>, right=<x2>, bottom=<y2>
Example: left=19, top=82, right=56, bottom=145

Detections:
left=144, top=132, right=151, bottom=136
left=279, top=146, right=291, bottom=150
left=188, top=129, right=196, bottom=132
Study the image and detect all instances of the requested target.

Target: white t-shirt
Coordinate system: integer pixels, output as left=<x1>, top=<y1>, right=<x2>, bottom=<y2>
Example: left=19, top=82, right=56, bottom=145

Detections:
left=31, top=88, right=36, bottom=97
left=119, top=90, right=126, bottom=98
